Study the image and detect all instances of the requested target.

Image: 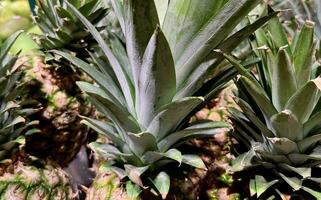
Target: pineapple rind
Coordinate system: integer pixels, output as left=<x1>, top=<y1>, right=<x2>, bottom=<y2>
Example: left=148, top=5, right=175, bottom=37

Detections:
left=0, top=164, right=74, bottom=200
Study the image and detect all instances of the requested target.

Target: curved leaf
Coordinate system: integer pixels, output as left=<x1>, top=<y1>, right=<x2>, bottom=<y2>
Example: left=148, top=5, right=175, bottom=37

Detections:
left=159, top=122, right=229, bottom=151
left=270, top=110, right=303, bottom=141
left=285, top=78, right=321, bottom=123
left=152, top=172, right=170, bottom=199
left=123, top=0, right=159, bottom=92
left=271, top=49, right=297, bottom=111
left=138, top=27, right=176, bottom=127
left=66, top=1, right=135, bottom=114
left=182, top=155, right=206, bottom=169
left=147, top=97, right=204, bottom=140
left=127, top=132, right=158, bottom=157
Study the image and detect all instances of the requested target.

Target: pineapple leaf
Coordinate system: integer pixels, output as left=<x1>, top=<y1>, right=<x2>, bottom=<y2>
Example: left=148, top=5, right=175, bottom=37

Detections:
left=254, top=175, right=278, bottom=198
left=142, top=148, right=182, bottom=165
left=109, top=0, right=125, bottom=33
left=237, top=98, right=275, bottom=138
left=80, top=117, right=126, bottom=148
left=240, top=76, right=278, bottom=119
left=66, top=1, right=135, bottom=114
left=285, top=78, right=321, bottom=123
left=138, top=26, right=175, bottom=128
left=279, top=173, right=302, bottom=191
left=182, top=154, right=206, bottom=169
left=176, top=11, right=278, bottom=98
left=267, top=15, right=290, bottom=55
left=1, top=116, right=25, bottom=130
left=108, top=35, right=133, bottom=85
left=52, top=51, right=126, bottom=108
left=267, top=137, right=299, bottom=155
left=278, top=163, right=311, bottom=179
left=298, top=133, right=321, bottom=152
left=154, top=0, right=169, bottom=26
left=125, top=165, right=149, bottom=188
left=147, top=97, right=204, bottom=140
left=287, top=153, right=321, bottom=165
left=126, top=181, right=142, bottom=200
left=152, top=171, right=170, bottom=199
left=77, top=82, right=140, bottom=133
left=301, top=186, right=321, bottom=199
left=270, top=110, right=303, bottom=141
left=127, top=132, right=158, bottom=157
left=122, top=0, right=159, bottom=93
left=159, top=121, right=229, bottom=152
left=89, top=142, right=132, bottom=158
left=293, top=21, right=315, bottom=87
left=0, top=31, right=23, bottom=62
left=304, top=110, right=321, bottom=137
left=271, top=49, right=297, bottom=111
left=163, top=0, right=260, bottom=87
left=231, top=151, right=256, bottom=172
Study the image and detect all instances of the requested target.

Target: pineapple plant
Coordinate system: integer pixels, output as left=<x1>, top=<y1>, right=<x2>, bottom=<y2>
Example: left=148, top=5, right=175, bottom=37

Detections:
left=32, top=0, right=108, bottom=63
left=223, top=15, right=321, bottom=199
left=0, top=31, right=74, bottom=199
left=23, top=0, right=109, bottom=166
left=54, top=0, right=275, bottom=198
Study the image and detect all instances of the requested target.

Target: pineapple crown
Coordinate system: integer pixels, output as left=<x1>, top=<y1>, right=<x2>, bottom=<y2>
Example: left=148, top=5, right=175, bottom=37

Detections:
left=32, top=0, right=107, bottom=51
left=53, top=0, right=275, bottom=198
left=224, top=14, right=321, bottom=199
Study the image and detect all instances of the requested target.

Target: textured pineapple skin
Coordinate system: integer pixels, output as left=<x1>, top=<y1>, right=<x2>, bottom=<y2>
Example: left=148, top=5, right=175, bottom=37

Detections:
left=24, top=57, right=95, bottom=167
left=86, top=172, right=128, bottom=200
left=0, top=162, right=75, bottom=200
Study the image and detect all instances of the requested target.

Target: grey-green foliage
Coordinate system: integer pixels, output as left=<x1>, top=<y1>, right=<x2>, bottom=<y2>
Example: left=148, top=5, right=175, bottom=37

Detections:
left=225, top=14, right=321, bottom=199
left=53, top=0, right=274, bottom=198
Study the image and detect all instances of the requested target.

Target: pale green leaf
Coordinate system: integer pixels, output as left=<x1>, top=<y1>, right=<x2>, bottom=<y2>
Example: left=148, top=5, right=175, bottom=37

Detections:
left=153, top=172, right=170, bottom=199
left=231, top=151, right=255, bottom=172
left=285, top=78, right=321, bottom=123
left=182, top=154, right=206, bottom=169
left=278, top=163, right=311, bottom=179
left=255, top=175, right=278, bottom=198
left=126, top=181, right=142, bottom=200
left=301, top=186, right=321, bottom=199
left=154, top=0, right=168, bottom=25
left=293, top=21, right=315, bottom=87
left=271, top=49, right=297, bottom=111
left=0, top=31, right=23, bottom=62
left=279, top=173, right=302, bottom=191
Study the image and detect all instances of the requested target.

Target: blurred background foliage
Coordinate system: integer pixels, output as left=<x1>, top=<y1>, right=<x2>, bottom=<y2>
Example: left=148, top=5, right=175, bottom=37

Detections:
left=0, top=0, right=39, bottom=53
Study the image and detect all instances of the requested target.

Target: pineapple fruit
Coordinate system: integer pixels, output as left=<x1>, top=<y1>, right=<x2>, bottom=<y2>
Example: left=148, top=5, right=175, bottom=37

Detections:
left=23, top=56, right=93, bottom=166
left=54, top=0, right=275, bottom=198
left=0, top=31, right=74, bottom=199
left=225, top=15, right=321, bottom=199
